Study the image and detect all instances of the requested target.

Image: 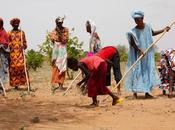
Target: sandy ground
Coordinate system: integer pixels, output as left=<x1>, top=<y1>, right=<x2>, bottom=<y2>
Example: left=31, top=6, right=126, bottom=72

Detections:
left=0, top=63, right=175, bottom=130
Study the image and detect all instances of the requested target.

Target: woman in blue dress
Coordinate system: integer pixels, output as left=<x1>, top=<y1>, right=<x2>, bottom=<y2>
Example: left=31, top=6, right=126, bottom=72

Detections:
left=125, top=10, right=170, bottom=99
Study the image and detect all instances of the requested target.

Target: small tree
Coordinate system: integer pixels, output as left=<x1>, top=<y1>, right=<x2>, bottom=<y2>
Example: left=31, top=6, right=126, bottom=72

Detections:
left=154, top=46, right=160, bottom=62
left=67, top=36, right=86, bottom=59
left=38, top=34, right=53, bottom=62
left=117, top=45, right=128, bottom=62
left=26, top=49, right=44, bottom=71
left=39, top=29, right=86, bottom=79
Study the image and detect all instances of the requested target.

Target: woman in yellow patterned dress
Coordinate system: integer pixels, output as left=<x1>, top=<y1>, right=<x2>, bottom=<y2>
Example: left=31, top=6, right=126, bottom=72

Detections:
left=8, top=18, right=27, bottom=89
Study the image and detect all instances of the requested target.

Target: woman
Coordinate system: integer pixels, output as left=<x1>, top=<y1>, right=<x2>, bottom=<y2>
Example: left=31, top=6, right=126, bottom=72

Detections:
left=125, top=10, right=170, bottom=99
left=86, top=20, right=101, bottom=54
left=8, top=18, right=27, bottom=89
left=67, top=56, right=122, bottom=107
left=49, top=16, right=69, bottom=92
left=0, top=18, right=9, bottom=90
left=163, top=49, right=175, bottom=97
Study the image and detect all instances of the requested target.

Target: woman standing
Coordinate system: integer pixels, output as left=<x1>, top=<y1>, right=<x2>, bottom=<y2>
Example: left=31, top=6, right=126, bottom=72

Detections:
left=86, top=20, right=101, bottom=54
left=49, top=16, right=69, bottom=92
left=124, top=10, right=170, bottom=98
left=8, top=18, right=27, bottom=89
left=0, top=18, right=9, bottom=90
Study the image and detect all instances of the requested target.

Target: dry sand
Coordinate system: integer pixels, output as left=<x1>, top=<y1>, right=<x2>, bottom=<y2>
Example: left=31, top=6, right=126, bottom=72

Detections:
left=0, top=63, right=175, bottom=130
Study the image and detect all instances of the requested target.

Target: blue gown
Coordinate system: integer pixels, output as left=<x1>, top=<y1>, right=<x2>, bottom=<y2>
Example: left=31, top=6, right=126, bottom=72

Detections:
left=124, top=24, right=160, bottom=93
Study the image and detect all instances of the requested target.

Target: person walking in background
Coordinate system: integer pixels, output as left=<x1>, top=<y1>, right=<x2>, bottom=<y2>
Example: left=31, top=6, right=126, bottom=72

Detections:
left=0, top=18, right=9, bottom=91
left=86, top=20, right=101, bottom=54
left=8, top=18, right=28, bottom=90
left=124, top=10, right=170, bottom=99
left=49, top=16, right=69, bottom=93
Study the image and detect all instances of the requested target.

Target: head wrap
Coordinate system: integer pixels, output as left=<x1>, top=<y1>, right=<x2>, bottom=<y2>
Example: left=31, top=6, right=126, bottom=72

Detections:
left=165, top=48, right=173, bottom=55
left=131, top=10, right=144, bottom=19
left=86, top=20, right=96, bottom=34
left=55, top=15, right=66, bottom=23
left=10, top=18, right=20, bottom=26
left=0, top=18, right=3, bottom=22
left=0, top=18, right=3, bottom=27
left=160, top=50, right=165, bottom=56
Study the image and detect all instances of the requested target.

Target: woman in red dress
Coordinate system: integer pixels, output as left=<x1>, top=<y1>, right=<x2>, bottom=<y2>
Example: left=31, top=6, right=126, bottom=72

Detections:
left=67, top=56, right=121, bottom=107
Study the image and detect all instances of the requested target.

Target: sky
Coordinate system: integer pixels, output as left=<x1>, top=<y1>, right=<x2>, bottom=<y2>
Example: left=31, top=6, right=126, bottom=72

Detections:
left=1, top=0, right=175, bottom=51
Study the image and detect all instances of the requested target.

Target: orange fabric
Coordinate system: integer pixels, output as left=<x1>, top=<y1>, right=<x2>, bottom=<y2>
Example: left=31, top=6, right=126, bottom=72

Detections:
left=49, top=27, right=69, bottom=43
left=8, top=30, right=27, bottom=86
left=51, top=65, right=66, bottom=84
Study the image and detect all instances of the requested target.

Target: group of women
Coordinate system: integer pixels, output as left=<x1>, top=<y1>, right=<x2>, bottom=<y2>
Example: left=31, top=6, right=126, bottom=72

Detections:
left=0, top=9, right=173, bottom=107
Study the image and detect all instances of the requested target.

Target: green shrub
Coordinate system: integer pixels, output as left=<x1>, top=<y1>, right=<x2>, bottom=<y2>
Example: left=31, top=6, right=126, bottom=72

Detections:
left=38, top=34, right=53, bottom=62
left=26, top=49, right=44, bottom=71
left=39, top=30, right=86, bottom=79
left=117, top=44, right=128, bottom=62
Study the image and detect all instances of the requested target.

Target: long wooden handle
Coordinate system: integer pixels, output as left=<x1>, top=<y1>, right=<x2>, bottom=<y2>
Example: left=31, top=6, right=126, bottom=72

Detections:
left=0, top=78, right=6, bottom=97
left=63, top=72, right=81, bottom=96
left=102, top=21, right=175, bottom=102
left=20, top=27, right=31, bottom=92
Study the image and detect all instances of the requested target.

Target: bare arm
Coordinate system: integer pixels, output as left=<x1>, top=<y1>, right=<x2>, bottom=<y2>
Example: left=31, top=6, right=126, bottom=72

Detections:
left=130, top=35, right=144, bottom=55
left=22, top=31, right=27, bottom=49
left=77, top=62, right=90, bottom=86
left=152, top=26, right=170, bottom=36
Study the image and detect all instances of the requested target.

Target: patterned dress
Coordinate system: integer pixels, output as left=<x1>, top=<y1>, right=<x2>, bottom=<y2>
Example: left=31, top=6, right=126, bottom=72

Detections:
left=49, top=27, right=69, bottom=85
left=8, top=30, right=27, bottom=87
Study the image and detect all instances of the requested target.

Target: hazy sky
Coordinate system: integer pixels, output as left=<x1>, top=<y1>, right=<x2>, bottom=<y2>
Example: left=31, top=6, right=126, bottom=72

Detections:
left=1, top=0, right=175, bottom=51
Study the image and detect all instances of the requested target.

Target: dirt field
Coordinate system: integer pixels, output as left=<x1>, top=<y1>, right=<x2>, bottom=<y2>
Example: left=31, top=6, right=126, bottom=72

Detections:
left=0, top=63, right=175, bottom=130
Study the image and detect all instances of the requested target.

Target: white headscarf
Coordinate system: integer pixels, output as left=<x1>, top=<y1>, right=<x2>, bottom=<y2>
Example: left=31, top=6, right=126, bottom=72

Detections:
left=86, top=20, right=96, bottom=34
left=86, top=20, right=101, bottom=53
left=55, top=15, right=66, bottom=23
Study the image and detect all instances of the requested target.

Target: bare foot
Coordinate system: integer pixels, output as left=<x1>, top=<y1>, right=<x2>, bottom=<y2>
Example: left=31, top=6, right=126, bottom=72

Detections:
left=112, top=97, right=118, bottom=106
left=89, top=101, right=99, bottom=108
left=168, top=94, right=173, bottom=98
left=133, top=93, right=137, bottom=99
left=145, top=93, right=154, bottom=99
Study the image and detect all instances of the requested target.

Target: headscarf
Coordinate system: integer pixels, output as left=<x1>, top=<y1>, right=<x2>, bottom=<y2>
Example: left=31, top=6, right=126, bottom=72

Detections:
left=10, top=18, right=20, bottom=26
left=86, top=20, right=96, bottom=34
left=0, top=18, right=3, bottom=26
left=131, top=10, right=144, bottom=19
left=55, top=16, right=66, bottom=23
left=86, top=20, right=101, bottom=53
